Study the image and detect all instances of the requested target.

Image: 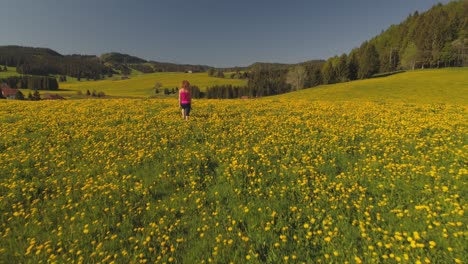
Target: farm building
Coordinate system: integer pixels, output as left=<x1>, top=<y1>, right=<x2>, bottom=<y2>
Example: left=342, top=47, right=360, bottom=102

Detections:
left=1, top=84, right=19, bottom=99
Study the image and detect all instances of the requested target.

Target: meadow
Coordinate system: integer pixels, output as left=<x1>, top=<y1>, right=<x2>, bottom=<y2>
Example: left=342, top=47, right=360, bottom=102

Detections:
left=0, top=67, right=21, bottom=79
left=0, top=68, right=467, bottom=263
left=57, top=71, right=247, bottom=98
left=280, top=68, right=468, bottom=105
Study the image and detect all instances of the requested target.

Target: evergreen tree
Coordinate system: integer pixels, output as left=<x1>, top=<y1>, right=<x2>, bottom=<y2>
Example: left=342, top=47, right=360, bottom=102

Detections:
left=16, top=90, right=25, bottom=100
left=347, top=51, right=359, bottom=80
left=33, top=90, right=41, bottom=100
left=358, top=42, right=380, bottom=79
left=321, top=60, right=336, bottom=84
left=335, top=54, right=349, bottom=82
left=309, top=68, right=322, bottom=87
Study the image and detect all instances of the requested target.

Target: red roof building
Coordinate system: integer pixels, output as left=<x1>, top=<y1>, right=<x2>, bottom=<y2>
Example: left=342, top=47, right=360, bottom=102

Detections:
left=1, top=84, right=19, bottom=99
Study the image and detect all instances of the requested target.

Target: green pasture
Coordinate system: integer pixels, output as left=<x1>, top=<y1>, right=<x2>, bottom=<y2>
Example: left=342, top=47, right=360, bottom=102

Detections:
left=0, top=66, right=21, bottom=78
left=58, top=72, right=247, bottom=98
left=280, top=68, right=468, bottom=105
left=1, top=67, right=246, bottom=98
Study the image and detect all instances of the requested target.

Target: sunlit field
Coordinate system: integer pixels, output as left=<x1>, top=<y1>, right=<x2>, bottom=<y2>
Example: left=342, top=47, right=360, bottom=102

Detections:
left=282, top=68, right=468, bottom=105
left=0, top=66, right=21, bottom=79
left=1, top=76, right=466, bottom=264
left=57, top=72, right=247, bottom=98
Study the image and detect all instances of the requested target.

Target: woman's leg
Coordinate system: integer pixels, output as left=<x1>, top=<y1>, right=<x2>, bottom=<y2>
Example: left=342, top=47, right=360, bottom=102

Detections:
left=185, top=105, right=190, bottom=120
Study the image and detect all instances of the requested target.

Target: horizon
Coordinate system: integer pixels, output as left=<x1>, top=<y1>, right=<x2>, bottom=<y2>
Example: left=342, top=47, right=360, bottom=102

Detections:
left=0, top=0, right=453, bottom=68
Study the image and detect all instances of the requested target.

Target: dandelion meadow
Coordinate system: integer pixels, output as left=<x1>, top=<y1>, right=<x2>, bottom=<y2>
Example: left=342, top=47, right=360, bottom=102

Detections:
left=1, top=86, right=466, bottom=263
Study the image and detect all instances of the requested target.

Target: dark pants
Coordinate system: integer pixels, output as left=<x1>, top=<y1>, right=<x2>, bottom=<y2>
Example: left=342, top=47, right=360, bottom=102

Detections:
left=180, top=103, right=191, bottom=116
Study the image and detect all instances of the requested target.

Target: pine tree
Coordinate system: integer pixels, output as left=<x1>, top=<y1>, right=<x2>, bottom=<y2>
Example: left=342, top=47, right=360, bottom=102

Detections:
left=358, top=42, right=380, bottom=79
left=335, top=54, right=349, bottom=82
left=16, top=91, right=25, bottom=100
left=347, top=51, right=359, bottom=80
left=33, top=90, right=41, bottom=100
left=321, top=60, right=336, bottom=84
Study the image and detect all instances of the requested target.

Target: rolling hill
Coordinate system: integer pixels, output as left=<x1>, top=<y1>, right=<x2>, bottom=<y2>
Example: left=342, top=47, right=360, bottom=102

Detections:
left=278, top=68, right=468, bottom=105
left=57, top=71, right=247, bottom=98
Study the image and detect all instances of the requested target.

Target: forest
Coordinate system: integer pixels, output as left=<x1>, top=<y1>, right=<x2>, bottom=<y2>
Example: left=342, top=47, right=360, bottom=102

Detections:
left=206, top=0, right=467, bottom=99
left=0, top=46, right=215, bottom=81
left=0, top=76, right=58, bottom=91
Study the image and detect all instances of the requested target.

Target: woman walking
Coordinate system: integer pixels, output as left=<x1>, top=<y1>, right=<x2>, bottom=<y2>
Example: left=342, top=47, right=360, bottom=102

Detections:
left=179, top=80, right=192, bottom=121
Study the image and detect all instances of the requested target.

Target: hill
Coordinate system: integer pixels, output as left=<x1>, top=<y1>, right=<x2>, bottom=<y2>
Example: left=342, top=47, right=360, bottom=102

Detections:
left=0, top=45, right=113, bottom=80
left=368, top=0, right=467, bottom=71
left=100, top=52, right=147, bottom=64
left=0, top=46, right=217, bottom=79
left=310, top=0, right=467, bottom=92
left=277, top=68, right=468, bottom=105
left=57, top=71, right=247, bottom=98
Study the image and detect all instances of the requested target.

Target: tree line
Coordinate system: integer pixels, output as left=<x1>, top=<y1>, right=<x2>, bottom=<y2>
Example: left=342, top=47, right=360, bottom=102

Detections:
left=0, top=46, right=114, bottom=80
left=206, top=1, right=467, bottom=98
left=0, top=46, right=216, bottom=80
left=370, top=1, right=466, bottom=71
left=1, top=76, right=59, bottom=90
left=317, top=1, right=466, bottom=86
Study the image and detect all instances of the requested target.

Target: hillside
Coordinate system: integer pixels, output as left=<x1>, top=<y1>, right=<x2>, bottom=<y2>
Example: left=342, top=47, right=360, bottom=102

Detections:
left=369, top=0, right=467, bottom=70
left=278, top=68, right=468, bottom=105
left=100, top=52, right=147, bottom=64
left=0, top=46, right=217, bottom=79
left=0, top=45, right=112, bottom=79
left=57, top=71, right=247, bottom=98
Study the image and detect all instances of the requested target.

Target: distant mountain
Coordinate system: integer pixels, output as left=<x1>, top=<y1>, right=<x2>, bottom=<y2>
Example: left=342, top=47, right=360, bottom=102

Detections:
left=0, top=46, right=220, bottom=78
left=0, top=45, right=112, bottom=80
left=100, top=52, right=147, bottom=64
left=0, top=45, right=63, bottom=58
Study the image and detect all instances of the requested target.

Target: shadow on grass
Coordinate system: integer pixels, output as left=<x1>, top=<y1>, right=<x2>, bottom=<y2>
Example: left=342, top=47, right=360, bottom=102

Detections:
left=371, top=70, right=406, bottom=79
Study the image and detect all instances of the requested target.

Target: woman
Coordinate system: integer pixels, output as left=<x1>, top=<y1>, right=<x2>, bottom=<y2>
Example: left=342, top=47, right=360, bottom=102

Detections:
left=179, top=80, right=192, bottom=121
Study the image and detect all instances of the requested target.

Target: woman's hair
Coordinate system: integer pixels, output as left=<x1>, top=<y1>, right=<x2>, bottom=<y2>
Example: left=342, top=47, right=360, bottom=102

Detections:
left=181, top=80, right=190, bottom=90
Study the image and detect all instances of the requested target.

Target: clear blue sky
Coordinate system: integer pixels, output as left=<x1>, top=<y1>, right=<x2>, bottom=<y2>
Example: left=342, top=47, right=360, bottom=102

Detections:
left=0, top=0, right=452, bottom=67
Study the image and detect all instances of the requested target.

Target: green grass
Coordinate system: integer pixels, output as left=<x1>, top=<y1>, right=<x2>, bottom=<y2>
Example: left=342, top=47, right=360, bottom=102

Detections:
left=0, top=66, right=21, bottom=78
left=1, top=67, right=246, bottom=99
left=0, top=68, right=467, bottom=263
left=0, top=98, right=466, bottom=263
left=58, top=72, right=247, bottom=98
left=279, top=68, right=468, bottom=105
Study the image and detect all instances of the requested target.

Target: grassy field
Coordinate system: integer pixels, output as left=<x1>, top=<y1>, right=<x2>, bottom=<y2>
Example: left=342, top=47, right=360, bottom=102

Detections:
left=282, top=68, right=468, bottom=104
left=57, top=72, right=247, bottom=98
left=0, top=67, right=246, bottom=98
left=0, top=66, right=21, bottom=78
left=0, top=68, right=467, bottom=263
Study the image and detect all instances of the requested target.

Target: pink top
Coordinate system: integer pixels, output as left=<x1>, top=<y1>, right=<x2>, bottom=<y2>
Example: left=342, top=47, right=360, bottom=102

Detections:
left=180, top=90, right=191, bottom=104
